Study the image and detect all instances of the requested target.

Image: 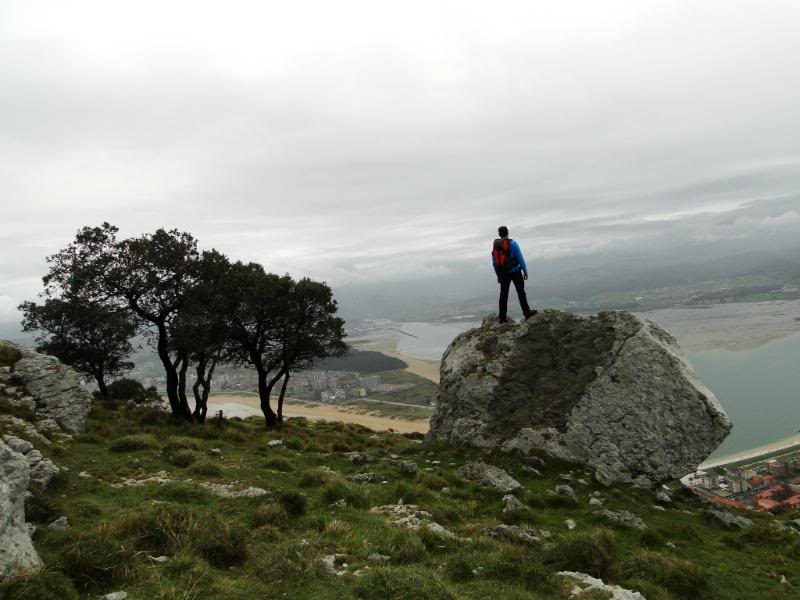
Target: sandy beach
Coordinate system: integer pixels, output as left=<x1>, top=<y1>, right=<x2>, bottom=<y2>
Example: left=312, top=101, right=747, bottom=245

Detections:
left=208, top=394, right=430, bottom=434
left=643, top=299, right=800, bottom=352
left=700, top=433, right=800, bottom=469
left=357, top=338, right=440, bottom=383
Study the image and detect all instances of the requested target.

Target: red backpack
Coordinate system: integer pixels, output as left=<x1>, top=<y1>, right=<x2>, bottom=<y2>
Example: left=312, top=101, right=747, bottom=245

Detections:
left=492, top=238, right=518, bottom=273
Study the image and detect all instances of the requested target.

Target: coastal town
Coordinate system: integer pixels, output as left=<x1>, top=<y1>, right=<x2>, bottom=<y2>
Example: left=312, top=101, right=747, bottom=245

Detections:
left=133, top=365, right=415, bottom=404
left=686, top=446, right=800, bottom=514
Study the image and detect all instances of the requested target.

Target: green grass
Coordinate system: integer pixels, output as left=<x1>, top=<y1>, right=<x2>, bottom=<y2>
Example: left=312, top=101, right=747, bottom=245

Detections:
left=369, top=370, right=438, bottom=406
left=5, top=402, right=800, bottom=599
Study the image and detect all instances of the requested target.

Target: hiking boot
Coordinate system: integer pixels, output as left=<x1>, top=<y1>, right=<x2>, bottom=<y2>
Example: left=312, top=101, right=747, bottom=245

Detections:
left=524, top=310, right=538, bottom=320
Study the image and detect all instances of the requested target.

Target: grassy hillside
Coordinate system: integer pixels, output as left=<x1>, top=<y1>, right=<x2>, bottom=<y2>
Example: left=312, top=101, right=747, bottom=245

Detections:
left=3, top=404, right=800, bottom=599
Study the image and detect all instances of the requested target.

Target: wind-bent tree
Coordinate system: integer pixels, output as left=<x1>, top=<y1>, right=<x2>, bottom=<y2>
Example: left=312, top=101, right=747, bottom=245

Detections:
left=275, top=278, right=347, bottom=423
left=224, top=262, right=294, bottom=427
left=170, top=250, right=233, bottom=422
left=19, top=297, right=137, bottom=399
left=43, top=223, right=201, bottom=419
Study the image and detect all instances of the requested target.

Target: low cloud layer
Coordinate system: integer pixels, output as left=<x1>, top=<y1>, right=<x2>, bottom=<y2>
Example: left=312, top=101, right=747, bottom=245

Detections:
left=2, top=1, right=799, bottom=326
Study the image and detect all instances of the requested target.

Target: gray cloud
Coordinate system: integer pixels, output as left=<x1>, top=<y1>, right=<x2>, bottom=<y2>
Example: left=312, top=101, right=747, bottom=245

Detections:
left=2, top=1, right=800, bottom=326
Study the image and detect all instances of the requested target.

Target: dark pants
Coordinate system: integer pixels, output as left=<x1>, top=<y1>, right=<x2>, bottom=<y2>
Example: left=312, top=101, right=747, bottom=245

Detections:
left=499, top=270, right=531, bottom=321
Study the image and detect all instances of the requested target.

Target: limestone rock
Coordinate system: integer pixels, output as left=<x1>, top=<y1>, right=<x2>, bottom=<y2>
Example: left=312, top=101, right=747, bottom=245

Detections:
left=0, top=438, right=42, bottom=579
left=47, top=516, right=70, bottom=531
left=2, top=435, right=60, bottom=489
left=371, top=502, right=456, bottom=539
left=502, top=494, right=524, bottom=514
left=0, top=341, right=92, bottom=433
left=554, top=484, right=577, bottom=501
left=594, top=509, right=647, bottom=530
left=455, top=461, right=521, bottom=492
left=426, top=310, right=731, bottom=486
left=481, top=524, right=542, bottom=545
left=400, top=460, right=418, bottom=474
left=198, top=482, right=269, bottom=499
left=705, top=509, right=753, bottom=530
left=558, top=571, right=646, bottom=599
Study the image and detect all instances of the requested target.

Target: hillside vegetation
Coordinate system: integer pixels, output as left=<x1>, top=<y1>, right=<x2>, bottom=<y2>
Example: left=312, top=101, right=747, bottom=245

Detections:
left=3, top=404, right=799, bottom=600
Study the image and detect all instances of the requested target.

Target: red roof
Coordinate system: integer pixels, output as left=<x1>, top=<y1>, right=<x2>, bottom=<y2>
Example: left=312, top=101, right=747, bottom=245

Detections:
left=756, top=486, right=783, bottom=499
left=749, top=475, right=775, bottom=487
left=783, top=495, right=800, bottom=507
left=708, top=495, right=748, bottom=510
left=756, top=498, right=781, bottom=511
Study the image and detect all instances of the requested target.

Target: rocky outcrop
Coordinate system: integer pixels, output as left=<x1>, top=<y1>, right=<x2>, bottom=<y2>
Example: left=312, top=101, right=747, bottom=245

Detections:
left=2, top=435, right=60, bottom=489
left=427, top=310, right=731, bottom=486
left=0, top=438, right=42, bottom=579
left=0, top=341, right=92, bottom=433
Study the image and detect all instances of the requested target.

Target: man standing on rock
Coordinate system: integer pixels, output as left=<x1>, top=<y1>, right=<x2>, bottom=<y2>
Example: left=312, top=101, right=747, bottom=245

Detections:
left=491, top=226, right=536, bottom=323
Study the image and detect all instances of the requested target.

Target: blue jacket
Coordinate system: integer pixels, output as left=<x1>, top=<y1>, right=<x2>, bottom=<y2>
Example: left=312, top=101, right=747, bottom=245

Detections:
left=492, top=238, right=528, bottom=276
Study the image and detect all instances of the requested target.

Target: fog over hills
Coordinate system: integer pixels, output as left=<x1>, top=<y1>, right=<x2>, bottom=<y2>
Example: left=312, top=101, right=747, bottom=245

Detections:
left=2, top=1, right=800, bottom=330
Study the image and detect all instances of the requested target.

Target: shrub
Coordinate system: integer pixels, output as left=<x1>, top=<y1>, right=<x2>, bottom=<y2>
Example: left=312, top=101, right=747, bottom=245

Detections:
left=639, top=528, right=667, bottom=548
left=543, top=494, right=580, bottom=509
left=168, top=449, right=198, bottom=468
left=159, top=483, right=214, bottom=504
left=109, top=434, right=153, bottom=453
left=322, top=518, right=353, bottom=540
left=195, top=520, right=248, bottom=568
left=0, top=343, right=22, bottom=367
left=278, top=490, right=308, bottom=516
left=1, top=570, right=78, bottom=600
left=0, top=398, right=36, bottom=422
left=265, top=457, right=295, bottom=472
left=189, top=460, right=223, bottom=477
left=321, top=479, right=369, bottom=508
left=24, top=494, right=59, bottom=524
left=298, top=468, right=334, bottom=488
left=621, top=550, right=706, bottom=599
left=445, top=556, right=475, bottom=582
left=117, top=504, right=201, bottom=555
left=484, top=548, right=554, bottom=592
left=253, top=502, right=288, bottom=528
left=378, top=528, right=427, bottom=564
left=354, top=566, right=456, bottom=600
left=60, top=530, right=135, bottom=590
left=138, top=408, right=167, bottom=425
left=101, top=378, right=162, bottom=405
left=544, top=528, right=616, bottom=580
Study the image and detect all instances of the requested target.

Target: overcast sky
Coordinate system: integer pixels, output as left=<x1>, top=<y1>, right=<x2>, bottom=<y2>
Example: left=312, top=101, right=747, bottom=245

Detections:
left=2, top=1, right=800, bottom=324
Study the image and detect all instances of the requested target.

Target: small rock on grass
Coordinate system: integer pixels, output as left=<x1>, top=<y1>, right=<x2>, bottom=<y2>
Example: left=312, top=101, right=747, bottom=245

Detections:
left=400, top=460, right=418, bottom=474
left=502, top=494, right=524, bottom=514
left=593, top=509, right=646, bottom=530
left=103, top=593, right=128, bottom=600
left=47, top=516, right=69, bottom=531
left=456, top=461, right=521, bottom=492
left=705, top=509, right=753, bottom=530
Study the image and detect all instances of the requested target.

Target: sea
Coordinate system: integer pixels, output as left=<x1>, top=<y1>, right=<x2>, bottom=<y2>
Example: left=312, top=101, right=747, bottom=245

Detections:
left=387, top=321, right=800, bottom=460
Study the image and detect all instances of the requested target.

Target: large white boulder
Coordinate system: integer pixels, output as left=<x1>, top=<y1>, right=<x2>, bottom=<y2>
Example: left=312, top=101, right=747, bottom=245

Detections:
left=426, top=310, right=731, bottom=486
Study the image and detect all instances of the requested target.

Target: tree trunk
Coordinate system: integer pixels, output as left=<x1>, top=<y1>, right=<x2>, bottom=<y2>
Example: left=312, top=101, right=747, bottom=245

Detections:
left=94, top=371, right=109, bottom=400
left=192, top=354, right=215, bottom=424
left=200, top=358, right=216, bottom=424
left=155, top=321, right=187, bottom=418
left=277, top=370, right=290, bottom=424
left=255, top=363, right=284, bottom=428
left=192, top=363, right=204, bottom=422
left=176, top=351, right=192, bottom=421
